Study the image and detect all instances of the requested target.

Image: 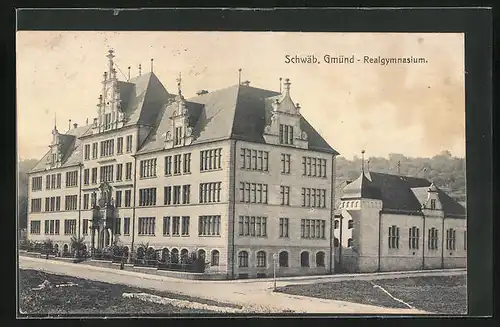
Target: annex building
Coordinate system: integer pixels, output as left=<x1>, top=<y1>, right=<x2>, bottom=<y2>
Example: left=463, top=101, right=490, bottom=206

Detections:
left=334, top=170, right=467, bottom=272
left=26, top=50, right=339, bottom=279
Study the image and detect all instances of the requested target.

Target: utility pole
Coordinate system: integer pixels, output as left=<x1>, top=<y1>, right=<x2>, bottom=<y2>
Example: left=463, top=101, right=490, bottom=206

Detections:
left=273, top=253, right=277, bottom=291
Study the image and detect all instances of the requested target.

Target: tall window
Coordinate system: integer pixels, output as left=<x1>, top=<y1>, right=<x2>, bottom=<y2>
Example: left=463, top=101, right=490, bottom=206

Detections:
left=200, top=148, right=222, bottom=171
left=83, top=194, right=89, bottom=209
left=198, top=215, right=221, bottom=236
left=281, top=153, right=291, bottom=174
left=126, top=135, right=133, bottom=153
left=104, top=113, right=112, bottom=130
left=138, top=217, right=155, bottom=235
left=279, top=124, right=294, bottom=145
left=256, top=251, right=266, bottom=268
left=388, top=225, right=400, bottom=249
left=91, top=168, right=98, bottom=184
left=428, top=228, right=439, bottom=250
left=302, top=157, right=327, bottom=178
left=92, top=142, right=98, bottom=159
left=66, top=171, right=78, bottom=187
left=123, top=217, right=130, bottom=235
left=115, top=190, right=122, bottom=207
left=114, top=218, right=121, bottom=235
left=116, top=163, right=123, bottom=181
left=279, top=251, right=288, bottom=267
left=446, top=228, right=456, bottom=251
left=140, top=158, right=157, bottom=178
left=84, top=144, right=91, bottom=160
left=124, top=190, right=132, bottom=207
left=409, top=226, right=420, bottom=250
left=163, top=216, right=170, bottom=236
left=64, top=195, right=78, bottom=211
left=301, top=188, right=326, bottom=208
left=183, top=153, right=191, bottom=173
left=174, top=127, right=183, bottom=146
left=238, top=251, right=249, bottom=267
left=211, top=250, right=220, bottom=266
left=239, top=182, right=268, bottom=204
left=240, top=148, right=269, bottom=171
left=334, top=220, right=340, bottom=229
left=300, top=219, right=326, bottom=239
left=138, top=188, right=156, bottom=206
left=316, top=252, right=325, bottom=267
left=64, top=219, right=77, bottom=235
left=83, top=169, right=90, bottom=185
left=172, top=216, right=180, bottom=236
left=182, top=185, right=191, bottom=204
left=30, top=198, right=42, bottom=212
left=165, top=156, right=172, bottom=175
left=31, top=176, right=42, bottom=191
left=82, top=219, right=89, bottom=235
left=125, top=162, right=132, bottom=180
left=100, top=165, right=114, bottom=183
left=181, top=216, right=190, bottom=236
left=280, top=186, right=290, bottom=205
left=117, top=137, right=123, bottom=154
left=173, top=154, right=182, bottom=174
left=199, top=182, right=222, bottom=203
left=300, top=251, right=310, bottom=267
left=173, top=185, right=181, bottom=204
left=238, top=216, right=267, bottom=237
left=100, top=139, right=114, bottom=157
left=279, top=218, right=289, bottom=238
left=30, top=221, right=41, bottom=235
left=164, top=186, right=172, bottom=205
left=430, top=199, right=436, bottom=210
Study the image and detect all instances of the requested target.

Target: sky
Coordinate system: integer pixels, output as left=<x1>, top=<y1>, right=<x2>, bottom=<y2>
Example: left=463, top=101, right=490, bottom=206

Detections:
left=16, top=31, right=465, bottom=160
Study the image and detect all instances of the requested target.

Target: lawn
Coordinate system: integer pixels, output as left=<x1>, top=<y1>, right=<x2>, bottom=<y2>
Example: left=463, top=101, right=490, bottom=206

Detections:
left=277, top=275, right=467, bottom=315
left=18, top=269, right=241, bottom=316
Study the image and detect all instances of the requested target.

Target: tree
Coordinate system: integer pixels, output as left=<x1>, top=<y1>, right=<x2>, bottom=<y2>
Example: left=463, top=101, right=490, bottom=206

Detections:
left=70, top=235, right=86, bottom=258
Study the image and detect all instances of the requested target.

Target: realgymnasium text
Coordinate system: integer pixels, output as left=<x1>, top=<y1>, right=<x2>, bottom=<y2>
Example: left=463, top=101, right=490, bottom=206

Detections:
left=284, top=54, right=428, bottom=65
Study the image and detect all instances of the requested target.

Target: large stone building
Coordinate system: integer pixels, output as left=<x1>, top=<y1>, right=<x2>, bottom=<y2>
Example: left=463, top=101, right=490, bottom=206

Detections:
left=26, top=50, right=339, bottom=279
left=334, top=170, right=467, bottom=272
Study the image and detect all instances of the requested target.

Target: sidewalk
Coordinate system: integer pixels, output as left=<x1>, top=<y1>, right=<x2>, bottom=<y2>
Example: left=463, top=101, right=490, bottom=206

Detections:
left=19, top=256, right=432, bottom=314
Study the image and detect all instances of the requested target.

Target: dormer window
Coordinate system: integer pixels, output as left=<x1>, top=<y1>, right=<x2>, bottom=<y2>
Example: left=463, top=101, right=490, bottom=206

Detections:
left=279, top=124, right=294, bottom=145
left=104, top=113, right=112, bottom=130
left=430, top=199, right=436, bottom=210
left=174, top=127, right=183, bottom=146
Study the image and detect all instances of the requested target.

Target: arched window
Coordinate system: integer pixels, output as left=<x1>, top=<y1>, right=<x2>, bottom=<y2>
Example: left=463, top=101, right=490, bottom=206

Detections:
left=238, top=251, right=249, bottom=267
left=300, top=251, right=310, bottom=267
left=347, top=238, right=354, bottom=247
left=180, top=248, right=189, bottom=263
left=171, top=248, right=179, bottom=263
left=279, top=251, right=288, bottom=267
left=256, top=251, right=266, bottom=268
left=198, top=249, right=206, bottom=261
left=211, top=250, right=220, bottom=266
left=316, top=251, right=325, bottom=267
left=348, top=220, right=354, bottom=229
left=63, top=244, right=69, bottom=254
left=334, top=220, right=339, bottom=229
left=54, top=244, right=59, bottom=254
left=146, top=247, right=155, bottom=260
left=334, top=237, right=340, bottom=247
left=136, top=246, right=145, bottom=259
left=161, top=248, right=170, bottom=262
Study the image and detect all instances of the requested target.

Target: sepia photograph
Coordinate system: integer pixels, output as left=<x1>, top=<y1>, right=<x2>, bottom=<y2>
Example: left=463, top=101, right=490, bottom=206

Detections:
left=17, top=29, right=469, bottom=316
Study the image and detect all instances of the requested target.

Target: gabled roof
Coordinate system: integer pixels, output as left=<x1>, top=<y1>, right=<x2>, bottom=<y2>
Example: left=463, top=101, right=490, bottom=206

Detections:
left=138, top=84, right=339, bottom=155
left=339, top=171, right=466, bottom=218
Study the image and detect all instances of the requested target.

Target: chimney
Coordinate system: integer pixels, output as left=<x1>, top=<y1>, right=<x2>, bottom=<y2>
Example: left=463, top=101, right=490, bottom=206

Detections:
left=73, top=123, right=78, bottom=129
left=196, top=90, right=209, bottom=95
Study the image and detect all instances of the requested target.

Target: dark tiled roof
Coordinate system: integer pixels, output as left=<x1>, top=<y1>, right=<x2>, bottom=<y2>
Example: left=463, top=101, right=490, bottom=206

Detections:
left=339, top=171, right=466, bottom=218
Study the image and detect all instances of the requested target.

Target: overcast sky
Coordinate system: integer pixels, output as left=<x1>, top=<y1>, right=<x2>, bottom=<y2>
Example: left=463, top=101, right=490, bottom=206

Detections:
left=16, top=31, right=465, bottom=160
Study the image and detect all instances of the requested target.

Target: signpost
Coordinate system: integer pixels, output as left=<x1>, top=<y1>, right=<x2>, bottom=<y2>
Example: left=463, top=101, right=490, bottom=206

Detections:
left=273, top=253, right=278, bottom=291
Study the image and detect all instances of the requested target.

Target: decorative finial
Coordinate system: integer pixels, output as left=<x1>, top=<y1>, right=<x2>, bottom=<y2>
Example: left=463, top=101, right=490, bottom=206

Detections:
left=68, top=119, right=71, bottom=131
left=127, top=66, right=131, bottom=81
left=238, top=68, right=242, bottom=85
left=284, top=78, right=291, bottom=93
left=103, top=71, right=107, bottom=81
left=361, top=150, right=366, bottom=174
left=176, top=72, right=182, bottom=94
left=150, top=58, right=154, bottom=73
left=397, top=160, right=401, bottom=175
left=138, top=64, right=142, bottom=76
left=54, top=113, right=57, bottom=130
left=279, top=77, right=283, bottom=93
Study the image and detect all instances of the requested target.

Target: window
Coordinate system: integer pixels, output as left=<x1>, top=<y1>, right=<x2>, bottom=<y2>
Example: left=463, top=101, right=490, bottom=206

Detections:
left=279, top=124, right=294, bottom=145
left=172, top=216, right=180, bottom=236
left=198, top=215, right=221, bottom=236
left=64, top=195, right=78, bottom=211
left=300, top=251, right=310, bottom=267
left=104, top=113, right=112, bottom=130
left=279, top=218, right=289, bottom=238
left=82, top=219, right=89, bottom=235
left=83, top=194, right=90, bottom=209
left=91, top=168, right=98, bottom=184
left=164, top=186, right=172, bottom=205
left=57, top=174, right=61, bottom=188
left=163, top=216, right=170, bottom=236
left=316, top=252, right=325, bottom=267
left=124, top=190, right=132, bottom=207
left=174, top=154, right=182, bottom=174
left=430, top=199, right=436, bottom=210
left=199, top=182, right=222, bottom=203
left=84, top=144, right=91, bottom=160
left=117, top=137, right=123, bottom=154
left=464, top=231, right=467, bottom=250
left=348, top=220, right=354, bottom=229
left=181, top=216, right=190, bottom=236
left=238, top=251, right=249, bottom=267
left=200, top=148, right=222, bottom=171
left=302, top=157, right=327, bottom=178
left=92, top=142, right=98, bottom=159
left=409, top=226, right=420, bottom=250
left=334, top=220, right=339, bottom=229
left=30, top=198, right=42, bottom=212
left=66, top=171, right=78, bottom=187
left=164, top=156, right=172, bottom=175
left=115, top=163, right=123, bottom=181
left=182, top=185, right=191, bottom=204
left=138, top=217, right=155, bottom=235
left=45, top=175, right=50, bottom=190
left=123, top=217, right=130, bottom=235
left=280, top=186, right=290, bottom=205
left=114, top=218, right=121, bottom=235
left=300, top=219, right=326, bottom=239
left=256, top=251, right=266, bottom=268
left=139, top=188, right=156, bottom=206
left=279, top=251, right=288, bottom=267
left=64, top=219, right=77, bottom=235
left=100, top=165, right=114, bottom=182
left=100, top=139, right=114, bottom=157
left=174, top=127, right=183, bottom=146
left=126, top=135, right=133, bottom=152
left=428, top=228, right=439, bottom=250
left=238, top=216, right=267, bottom=237
left=30, top=221, right=41, bottom=235
left=446, top=228, right=456, bottom=251
left=115, top=191, right=122, bottom=207
left=347, top=238, right=354, bottom=247
left=334, top=238, right=340, bottom=247
left=183, top=153, right=191, bottom=173
left=301, top=188, right=327, bottom=208
left=240, top=148, right=269, bottom=171
left=239, top=182, right=268, bottom=204
left=280, top=153, right=291, bottom=174
left=173, top=186, right=181, bottom=204
left=125, top=162, right=132, bottom=180
left=31, top=176, right=42, bottom=191
left=83, top=169, right=89, bottom=185
left=140, top=158, right=157, bottom=178
left=211, top=250, right=220, bottom=266
left=388, top=225, right=400, bottom=249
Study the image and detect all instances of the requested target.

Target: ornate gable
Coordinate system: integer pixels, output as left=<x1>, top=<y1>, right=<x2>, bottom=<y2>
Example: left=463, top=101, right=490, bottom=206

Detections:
left=164, top=74, right=194, bottom=149
left=46, top=124, right=63, bottom=168
left=263, top=78, right=308, bottom=149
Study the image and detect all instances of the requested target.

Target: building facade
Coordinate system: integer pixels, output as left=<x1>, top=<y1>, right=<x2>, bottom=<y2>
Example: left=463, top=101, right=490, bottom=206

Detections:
left=333, top=171, right=467, bottom=272
left=26, top=50, right=339, bottom=279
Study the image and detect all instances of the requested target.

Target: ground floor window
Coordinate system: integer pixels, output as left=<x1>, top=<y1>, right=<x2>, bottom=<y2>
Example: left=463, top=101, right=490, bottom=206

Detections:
left=279, top=251, right=288, bottom=267
left=300, top=251, right=310, bottom=267
left=238, top=251, right=249, bottom=267
left=256, top=251, right=266, bottom=267
left=316, top=251, right=325, bottom=267
left=211, top=250, right=220, bottom=266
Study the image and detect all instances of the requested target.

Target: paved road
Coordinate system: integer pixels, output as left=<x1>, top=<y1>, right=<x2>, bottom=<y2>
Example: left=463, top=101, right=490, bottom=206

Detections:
left=20, top=256, right=463, bottom=314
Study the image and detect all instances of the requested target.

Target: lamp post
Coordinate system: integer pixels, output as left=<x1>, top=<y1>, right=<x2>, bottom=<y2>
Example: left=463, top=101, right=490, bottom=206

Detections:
left=273, top=253, right=278, bottom=291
